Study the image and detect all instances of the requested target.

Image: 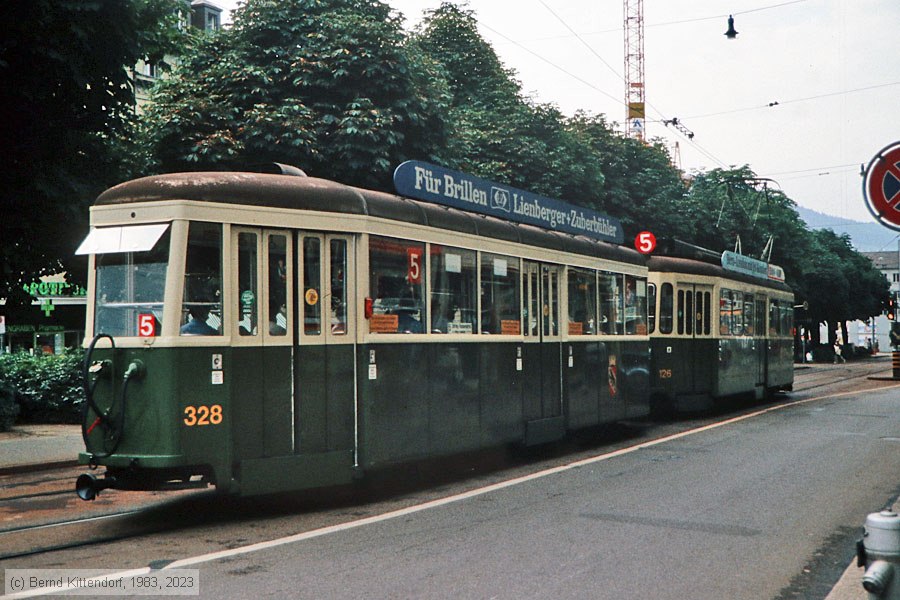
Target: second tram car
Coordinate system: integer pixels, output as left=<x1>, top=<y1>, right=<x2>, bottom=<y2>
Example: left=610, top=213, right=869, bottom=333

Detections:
left=75, top=168, right=651, bottom=498
left=646, top=242, right=794, bottom=412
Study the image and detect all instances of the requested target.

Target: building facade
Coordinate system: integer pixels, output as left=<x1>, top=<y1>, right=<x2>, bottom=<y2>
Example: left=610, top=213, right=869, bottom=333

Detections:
left=861, top=250, right=900, bottom=352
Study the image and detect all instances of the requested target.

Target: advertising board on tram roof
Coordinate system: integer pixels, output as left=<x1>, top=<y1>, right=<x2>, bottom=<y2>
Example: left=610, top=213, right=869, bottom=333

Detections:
left=721, top=250, right=785, bottom=282
left=393, top=160, right=624, bottom=244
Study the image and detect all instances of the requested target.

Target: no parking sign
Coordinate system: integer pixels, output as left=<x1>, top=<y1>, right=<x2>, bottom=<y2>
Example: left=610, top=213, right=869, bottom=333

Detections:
left=863, top=141, right=900, bottom=231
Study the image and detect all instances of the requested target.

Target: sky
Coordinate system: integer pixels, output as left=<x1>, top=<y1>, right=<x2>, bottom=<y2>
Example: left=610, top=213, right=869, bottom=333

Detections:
left=211, top=0, right=900, bottom=226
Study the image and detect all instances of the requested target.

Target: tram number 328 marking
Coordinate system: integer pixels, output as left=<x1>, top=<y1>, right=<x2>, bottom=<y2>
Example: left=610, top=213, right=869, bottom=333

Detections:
left=183, top=405, right=223, bottom=426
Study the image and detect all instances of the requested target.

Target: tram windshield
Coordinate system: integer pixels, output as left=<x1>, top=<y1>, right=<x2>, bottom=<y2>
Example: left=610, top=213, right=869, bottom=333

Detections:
left=93, top=227, right=171, bottom=337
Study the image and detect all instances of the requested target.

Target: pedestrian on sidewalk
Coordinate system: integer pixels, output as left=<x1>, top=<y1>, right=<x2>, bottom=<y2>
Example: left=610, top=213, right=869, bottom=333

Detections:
left=833, top=341, right=846, bottom=363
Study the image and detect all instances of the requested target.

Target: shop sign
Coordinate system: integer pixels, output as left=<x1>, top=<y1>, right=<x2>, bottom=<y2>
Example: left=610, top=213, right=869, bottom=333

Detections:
left=23, top=280, right=86, bottom=298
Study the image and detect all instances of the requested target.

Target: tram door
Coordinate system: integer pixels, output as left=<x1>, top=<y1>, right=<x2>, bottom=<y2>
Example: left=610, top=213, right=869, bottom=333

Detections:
left=677, top=283, right=713, bottom=394
left=523, top=261, right=562, bottom=424
left=294, top=233, right=354, bottom=456
left=231, top=228, right=294, bottom=460
left=755, top=296, right=768, bottom=394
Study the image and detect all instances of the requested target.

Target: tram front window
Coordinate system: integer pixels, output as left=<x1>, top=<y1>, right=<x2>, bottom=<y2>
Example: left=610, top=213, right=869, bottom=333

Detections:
left=94, top=229, right=171, bottom=337
left=180, top=222, right=222, bottom=336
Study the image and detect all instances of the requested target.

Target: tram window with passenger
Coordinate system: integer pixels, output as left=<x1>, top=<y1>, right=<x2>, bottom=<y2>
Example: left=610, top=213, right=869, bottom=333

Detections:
left=480, top=253, right=520, bottom=335
left=268, top=235, right=288, bottom=336
left=180, top=222, right=222, bottom=336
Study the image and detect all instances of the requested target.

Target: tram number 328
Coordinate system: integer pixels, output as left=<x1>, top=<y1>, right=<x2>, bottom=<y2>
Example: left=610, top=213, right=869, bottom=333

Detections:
left=183, top=405, right=223, bottom=426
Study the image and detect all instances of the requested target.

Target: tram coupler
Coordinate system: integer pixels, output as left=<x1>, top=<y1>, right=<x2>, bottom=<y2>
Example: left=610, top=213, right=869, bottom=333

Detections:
left=75, top=473, right=117, bottom=501
left=858, top=509, right=900, bottom=598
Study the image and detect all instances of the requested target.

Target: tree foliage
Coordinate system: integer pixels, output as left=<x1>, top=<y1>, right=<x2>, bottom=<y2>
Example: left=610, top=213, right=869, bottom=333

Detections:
left=141, top=0, right=450, bottom=189
left=0, top=0, right=187, bottom=313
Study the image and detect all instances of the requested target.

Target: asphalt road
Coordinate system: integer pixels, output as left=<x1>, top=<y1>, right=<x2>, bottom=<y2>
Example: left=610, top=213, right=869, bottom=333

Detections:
left=4, top=363, right=899, bottom=599
left=176, top=383, right=900, bottom=599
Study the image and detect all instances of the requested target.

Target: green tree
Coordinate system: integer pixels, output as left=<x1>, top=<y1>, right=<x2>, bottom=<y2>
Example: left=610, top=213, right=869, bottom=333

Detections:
left=802, top=230, right=890, bottom=346
left=0, top=0, right=187, bottom=313
left=142, top=0, right=450, bottom=190
left=567, top=112, right=688, bottom=241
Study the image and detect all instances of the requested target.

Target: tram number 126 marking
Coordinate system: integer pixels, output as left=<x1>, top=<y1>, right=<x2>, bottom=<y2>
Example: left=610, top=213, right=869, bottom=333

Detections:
left=658, top=369, right=673, bottom=379
left=183, top=405, right=223, bottom=426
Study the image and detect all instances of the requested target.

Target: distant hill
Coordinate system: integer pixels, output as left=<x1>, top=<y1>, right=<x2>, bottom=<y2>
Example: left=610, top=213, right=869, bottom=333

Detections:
left=794, top=205, right=899, bottom=252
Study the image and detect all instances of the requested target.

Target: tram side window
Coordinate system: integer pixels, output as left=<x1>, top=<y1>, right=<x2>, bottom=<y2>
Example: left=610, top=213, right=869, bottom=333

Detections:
left=369, top=236, right=425, bottom=334
left=658, top=283, right=674, bottom=334
left=430, top=245, right=476, bottom=334
left=268, top=235, right=287, bottom=336
left=480, top=253, right=521, bottom=335
left=770, top=300, right=792, bottom=337
left=676, top=289, right=685, bottom=335
left=769, top=300, right=780, bottom=336
left=302, top=237, right=321, bottom=335
left=95, top=228, right=171, bottom=337
left=755, top=298, right=766, bottom=337
left=782, top=303, right=793, bottom=336
left=647, top=283, right=657, bottom=334
left=567, top=268, right=597, bottom=335
left=180, top=222, right=222, bottom=336
left=237, top=232, right=258, bottom=336
left=702, top=291, right=711, bottom=335
left=742, top=294, right=755, bottom=335
left=599, top=272, right=623, bottom=334
left=720, top=288, right=737, bottom=336
left=330, top=239, right=347, bottom=335
left=625, top=276, right=647, bottom=335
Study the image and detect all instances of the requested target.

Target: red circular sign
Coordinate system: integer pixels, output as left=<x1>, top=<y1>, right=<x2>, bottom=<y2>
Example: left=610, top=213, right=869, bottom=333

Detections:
left=864, top=141, right=900, bottom=231
left=635, top=231, right=656, bottom=254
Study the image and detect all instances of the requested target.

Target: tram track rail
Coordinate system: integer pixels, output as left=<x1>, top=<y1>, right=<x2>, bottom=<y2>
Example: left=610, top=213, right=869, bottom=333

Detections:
left=791, top=359, right=893, bottom=394
left=0, top=465, right=206, bottom=560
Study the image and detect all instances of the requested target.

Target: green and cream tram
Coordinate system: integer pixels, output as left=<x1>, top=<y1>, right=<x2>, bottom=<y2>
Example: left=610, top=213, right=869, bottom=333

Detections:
left=647, top=246, right=794, bottom=413
left=75, top=167, right=651, bottom=498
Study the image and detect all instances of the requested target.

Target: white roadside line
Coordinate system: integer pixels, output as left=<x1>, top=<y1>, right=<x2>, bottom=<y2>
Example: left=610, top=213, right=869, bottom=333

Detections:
left=6, top=383, right=900, bottom=598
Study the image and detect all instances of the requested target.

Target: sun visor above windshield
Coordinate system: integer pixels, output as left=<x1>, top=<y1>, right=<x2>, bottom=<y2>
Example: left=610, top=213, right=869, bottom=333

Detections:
left=75, top=223, right=170, bottom=255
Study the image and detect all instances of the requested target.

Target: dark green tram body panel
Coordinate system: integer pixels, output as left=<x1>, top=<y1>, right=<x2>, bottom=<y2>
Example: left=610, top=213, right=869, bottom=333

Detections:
left=356, top=339, right=648, bottom=469
left=650, top=337, right=783, bottom=411
left=766, top=338, right=794, bottom=392
left=80, top=347, right=234, bottom=483
left=82, top=340, right=649, bottom=495
left=650, top=338, right=717, bottom=410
